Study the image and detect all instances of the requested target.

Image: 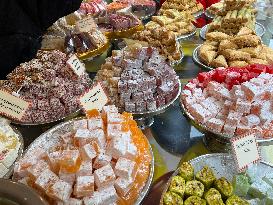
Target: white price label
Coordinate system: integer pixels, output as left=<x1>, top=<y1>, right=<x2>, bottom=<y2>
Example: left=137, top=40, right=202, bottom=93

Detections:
left=80, top=82, right=109, bottom=112
left=0, top=90, right=30, bottom=120
left=231, top=132, right=260, bottom=172
left=67, top=55, right=85, bottom=76
left=76, top=16, right=97, bottom=33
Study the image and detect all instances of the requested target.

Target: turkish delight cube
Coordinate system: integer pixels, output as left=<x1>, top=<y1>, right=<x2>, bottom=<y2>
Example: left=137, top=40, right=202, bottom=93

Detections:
left=235, top=124, right=251, bottom=136
left=263, top=173, right=273, bottom=188
left=241, top=82, right=263, bottom=101
left=59, top=169, right=76, bottom=185
left=80, top=143, right=97, bottom=161
left=47, top=151, right=63, bottom=173
left=114, top=177, right=134, bottom=196
left=73, top=120, right=88, bottom=130
left=190, top=104, right=212, bottom=124
left=60, top=150, right=80, bottom=172
left=35, top=169, right=59, bottom=191
left=102, top=105, right=118, bottom=118
left=74, top=175, right=94, bottom=198
left=250, top=78, right=266, bottom=86
left=107, top=124, right=122, bottom=140
left=135, top=101, right=147, bottom=112
left=94, top=164, right=116, bottom=188
left=125, top=102, right=136, bottom=113
left=132, top=92, right=144, bottom=101
left=232, top=174, right=250, bottom=197
left=27, top=160, right=50, bottom=180
left=46, top=180, right=72, bottom=201
left=125, top=142, right=138, bottom=161
left=226, top=111, right=242, bottom=126
left=114, top=157, right=136, bottom=180
left=206, top=118, right=224, bottom=132
left=235, top=99, right=251, bottom=114
left=241, top=114, right=261, bottom=127
left=60, top=198, right=82, bottom=205
left=127, top=80, right=138, bottom=92
left=84, top=186, right=117, bottom=205
left=215, top=87, right=231, bottom=100
left=147, top=100, right=157, bottom=111
left=107, top=112, right=123, bottom=124
left=76, top=161, right=92, bottom=177
left=156, top=95, right=165, bottom=107
left=93, top=153, right=112, bottom=169
left=87, top=118, right=103, bottom=130
left=248, top=180, right=272, bottom=199
left=89, top=129, right=106, bottom=149
left=181, top=89, right=192, bottom=98
left=107, top=136, right=127, bottom=159
left=184, top=82, right=196, bottom=92
left=60, top=132, right=73, bottom=145
left=222, top=123, right=236, bottom=135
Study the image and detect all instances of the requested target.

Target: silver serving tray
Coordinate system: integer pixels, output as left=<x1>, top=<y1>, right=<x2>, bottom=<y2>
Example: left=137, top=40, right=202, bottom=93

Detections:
left=193, top=10, right=204, bottom=19
left=204, top=10, right=215, bottom=20
left=159, top=153, right=273, bottom=204
left=13, top=118, right=154, bottom=205
left=199, top=22, right=266, bottom=40
left=180, top=97, right=273, bottom=146
left=176, top=26, right=197, bottom=41
left=192, top=45, right=214, bottom=70
left=3, top=126, right=24, bottom=179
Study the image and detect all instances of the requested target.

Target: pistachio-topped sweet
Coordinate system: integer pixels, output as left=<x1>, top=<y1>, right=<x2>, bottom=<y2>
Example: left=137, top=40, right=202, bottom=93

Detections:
left=179, top=162, right=194, bottom=181
left=205, top=188, right=225, bottom=205
left=185, top=180, right=205, bottom=197
left=196, top=166, right=216, bottom=189
left=169, top=176, right=186, bottom=197
left=226, top=195, right=250, bottom=205
left=184, top=196, right=206, bottom=205
left=214, top=177, right=233, bottom=199
left=163, top=191, right=184, bottom=205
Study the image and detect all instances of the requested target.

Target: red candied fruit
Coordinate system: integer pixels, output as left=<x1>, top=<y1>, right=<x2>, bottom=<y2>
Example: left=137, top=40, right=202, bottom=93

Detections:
left=213, top=67, right=227, bottom=83
left=266, top=65, right=273, bottom=74
left=249, top=64, right=268, bottom=74
left=198, top=71, right=215, bottom=86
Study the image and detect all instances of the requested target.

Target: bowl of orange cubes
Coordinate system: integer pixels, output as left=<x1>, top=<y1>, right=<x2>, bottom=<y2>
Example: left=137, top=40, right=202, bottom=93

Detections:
left=13, top=105, right=154, bottom=205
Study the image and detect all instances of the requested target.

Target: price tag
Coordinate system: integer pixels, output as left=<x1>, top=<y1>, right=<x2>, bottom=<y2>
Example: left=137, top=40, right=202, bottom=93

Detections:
left=231, top=132, right=260, bottom=172
left=0, top=90, right=30, bottom=120
left=67, top=54, right=86, bottom=76
left=79, top=82, right=109, bottom=112
left=75, top=16, right=97, bottom=33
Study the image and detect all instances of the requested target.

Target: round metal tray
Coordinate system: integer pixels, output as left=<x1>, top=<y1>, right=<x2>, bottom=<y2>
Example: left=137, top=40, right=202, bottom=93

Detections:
left=193, top=10, right=204, bottom=19
left=199, top=22, right=266, bottom=40
left=14, top=118, right=154, bottom=205
left=3, top=126, right=24, bottom=179
left=132, top=80, right=182, bottom=129
left=192, top=45, right=214, bottom=70
left=204, top=10, right=215, bottom=20
left=180, top=97, right=273, bottom=146
left=159, top=153, right=273, bottom=204
left=176, top=26, right=197, bottom=41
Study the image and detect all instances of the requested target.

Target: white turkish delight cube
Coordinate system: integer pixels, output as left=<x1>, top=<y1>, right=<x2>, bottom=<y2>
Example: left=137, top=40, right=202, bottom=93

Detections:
left=107, top=112, right=123, bottom=124
left=107, top=136, right=127, bottom=159
left=27, top=160, right=50, bottom=180
left=181, top=89, right=192, bottom=98
left=90, top=129, right=106, bottom=149
left=102, top=105, right=118, bottom=119
left=206, top=118, right=224, bottom=132
left=184, top=82, right=196, bottom=92
left=190, top=104, right=212, bottom=124
left=107, top=124, right=122, bottom=140
left=93, top=153, right=112, bottom=169
left=241, top=82, right=263, bottom=101
left=241, top=114, right=261, bottom=127
left=235, top=99, right=251, bottom=114
left=35, top=169, right=59, bottom=191
left=80, top=143, right=97, bottom=161
left=76, top=160, right=93, bottom=177
left=258, top=73, right=273, bottom=82
left=60, top=132, right=74, bottom=145
left=114, top=157, right=136, bottom=180
left=88, top=118, right=103, bottom=130
left=226, top=111, right=242, bottom=126
left=125, top=142, right=137, bottom=161
left=207, top=81, right=221, bottom=94
left=184, top=96, right=197, bottom=110
left=74, top=129, right=91, bottom=146
left=250, top=78, right=266, bottom=86
left=114, top=177, right=134, bottom=196
left=84, top=186, right=118, bottom=205
left=59, top=168, right=76, bottom=185
left=215, top=86, right=231, bottom=100
left=46, top=179, right=72, bottom=201
left=74, top=175, right=94, bottom=198
left=94, top=164, right=116, bottom=189
left=192, top=88, right=205, bottom=102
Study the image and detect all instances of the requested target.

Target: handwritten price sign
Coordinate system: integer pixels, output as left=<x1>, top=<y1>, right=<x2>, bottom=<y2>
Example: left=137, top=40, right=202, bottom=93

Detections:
left=76, top=16, right=97, bottom=33
left=80, top=82, right=109, bottom=112
left=0, top=90, right=29, bottom=120
left=67, top=55, right=85, bottom=76
left=231, top=132, right=260, bottom=172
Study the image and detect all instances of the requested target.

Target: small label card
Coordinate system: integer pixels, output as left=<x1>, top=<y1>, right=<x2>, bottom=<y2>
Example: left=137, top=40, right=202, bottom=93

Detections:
left=79, top=82, right=109, bottom=112
left=67, top=54, right=85, bottom=76
left=231, top=132, right=260, bottom=172
left=76, top=16, right=97, bottom=33
left=0, top=90, right=30, bottom=120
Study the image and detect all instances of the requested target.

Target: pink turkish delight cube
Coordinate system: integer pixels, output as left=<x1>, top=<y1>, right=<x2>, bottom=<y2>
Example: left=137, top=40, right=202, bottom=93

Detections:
left=118, top=81, right=128, bottom=93
left=132, top=92, right=144, bottom=101
left=250, top=101, right=262, bottom=115
left=76, top=161, right=93, bottom=177
left=222, top=124, right=236, bottom=135
left=35, top=169, right=59, bottom=191
left=235, top=124, right=251, bottom=136
left=235, top=99, right=251, bottom=114
left=215, top=87, right=231, bottom=100
left=125, top=102, right=136, bottom=113
left=107, top=135, right=127, bottom=159
left=46, top=180, right=72, bottom=201
left=241, top=82, right=263, bottom=101
left=184, top=82, right=196, bottom=92
left=74, top=175, right=94, bottom=198
left=135, top=101, right=147, bottom=112
left=206, top=118, right=224, bottom=132
left=74, top=129, right=91, bottom=146
left=114, top=157, right=136, bottom=180
left=114, top=177, right=134, bottom=196
left=93, top=153, right=112, bottom=169
left=190, top=104, right=212, bottom=124
left=226, top=111, right=242, bottom=126
left=94, top=164, right=116, bottom=188
left=147, top=100, right=157, bottom=111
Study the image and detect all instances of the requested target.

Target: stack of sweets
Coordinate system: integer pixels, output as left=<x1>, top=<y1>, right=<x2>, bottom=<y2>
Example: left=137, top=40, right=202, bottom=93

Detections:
left=0, top=118, right=22, bottom=177
left=65, top=29, right=107, bottom=54
left=181, top=64, right=273, bottom=138
left=13, top=105, right=152, bottom=205
left=1, top=50, right=90, bottom=123
left=159, top=0, right=203, bottom=15
left=207, top=0, right=256, bottom=35
left=79, top=0, right=107, bottom=17
left=95, top=45, right=179, bottom=113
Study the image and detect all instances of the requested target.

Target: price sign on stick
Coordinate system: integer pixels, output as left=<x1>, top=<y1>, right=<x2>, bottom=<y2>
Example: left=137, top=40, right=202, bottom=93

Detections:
left=0, top=90, right=30, bottom=120
left=80, top=82, right=109, bottom=112
left=230, top=132, right=260, bottom=172
left=76, top=16, right=97, bottom=33
left=67, top=54, right=85, bottom=76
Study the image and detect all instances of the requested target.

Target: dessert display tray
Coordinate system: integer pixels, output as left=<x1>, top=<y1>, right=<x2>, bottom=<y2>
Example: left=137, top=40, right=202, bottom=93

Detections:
left=204, top=10, right=215, bottom=20
left=176, top=26, right=197, bottom=41
left=77, top=40, right=110, bottom=60
left=180, top=99, right=273, bottom=146
left=192, top=45, right=214, bottom=70
left=193, top=10, right=204, bottom=19
left=159, top=153, right=273, bottom=204
left=133, top=80, right=181, bottom=129
left=104, top=24, right=144, bottom=39
left=3, top=126, right=24, bottom=179
left=199, top=22, right=266, bottom=40
left=14, top=118, right=154, bottom=205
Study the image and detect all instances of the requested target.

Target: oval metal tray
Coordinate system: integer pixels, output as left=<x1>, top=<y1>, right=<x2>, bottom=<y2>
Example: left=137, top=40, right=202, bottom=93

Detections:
left=159, top=153, right=273, bottom=204
left=200, top=22, right=266, bottom=40
left=180, top=96, right=273, bottom=146
left=204, top=10, right=215, bottom=20
left=14, top=118, right=154, bottom=205
left=192, top=45, right=214, bottom=70
left=193, top=10, right=204, bottom=19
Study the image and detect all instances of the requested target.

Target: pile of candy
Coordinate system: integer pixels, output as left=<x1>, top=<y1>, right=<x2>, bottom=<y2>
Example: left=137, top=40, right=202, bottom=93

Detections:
left=97, top=13, right=141, bottom=32
left=181, top=64, right=273, bottom=138
left=1, top=50, right=90, bottom=123
left=14, top=106, right=152, bottom=205
left=65, top=30, right=107, bottom=54
left=96, top=45, right=179, bottom=113
left=79, top=0, right=107, bottom=16
left=0, top=118, right=21, bottom=177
